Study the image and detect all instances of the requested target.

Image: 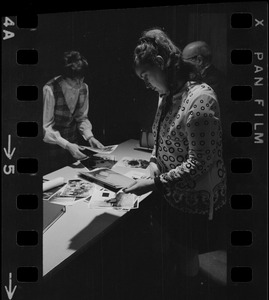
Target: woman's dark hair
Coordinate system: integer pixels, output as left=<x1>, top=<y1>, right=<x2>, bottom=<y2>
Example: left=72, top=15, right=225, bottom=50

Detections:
left=62, top=51, right=88, bottom=79
left=134, top=28, right=192, bottom=93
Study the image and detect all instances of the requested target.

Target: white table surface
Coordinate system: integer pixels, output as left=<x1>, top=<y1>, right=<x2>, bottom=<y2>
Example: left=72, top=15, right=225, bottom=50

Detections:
left=43, top=139, right=151, bottom=276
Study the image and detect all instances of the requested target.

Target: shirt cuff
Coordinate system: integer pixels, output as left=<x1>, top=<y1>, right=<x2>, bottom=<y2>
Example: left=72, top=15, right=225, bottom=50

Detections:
left=86, top=135, right=94, bottom=141
left=150, top=156, right=157, bottom=164
left=83, top=130, right=94, bottom=141
left=58, top=137, right=69, bottom=149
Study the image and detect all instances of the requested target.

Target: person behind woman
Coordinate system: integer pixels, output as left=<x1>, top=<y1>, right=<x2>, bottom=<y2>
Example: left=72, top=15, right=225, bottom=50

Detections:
left=43, top=51, right=104, bottom=172
left=124, top=28, right=227, bottom=278
left=182, top=40, right=226, bottom=99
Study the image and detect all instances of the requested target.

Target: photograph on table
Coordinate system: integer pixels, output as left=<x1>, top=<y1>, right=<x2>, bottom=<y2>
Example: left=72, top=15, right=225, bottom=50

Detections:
left=79, top=154, right=117, bottom=170
left=114, top=156, right=150, bottom=169
left=45, top=179, right=96, bottom=206
left=43, top=181, right=66, bottom=201
left=60, top=179, right=96, bottom=198
left=78, top=167, right=137, bottom=192
left=88, top=187, right=139, bottom=210
left=124, top=170, right=150, bottom=180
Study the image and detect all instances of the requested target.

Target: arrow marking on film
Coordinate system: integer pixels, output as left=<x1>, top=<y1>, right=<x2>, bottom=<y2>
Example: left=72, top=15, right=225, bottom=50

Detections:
left=3, top=135, right=16, bottom=160
left=5, top=273, right=17, bottom=300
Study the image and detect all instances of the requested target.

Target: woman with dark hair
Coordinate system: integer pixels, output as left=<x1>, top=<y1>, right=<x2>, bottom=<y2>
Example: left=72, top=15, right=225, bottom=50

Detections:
left=125, top=29, right=227, bottom=278
left=43, top=51, right=104, bottom=171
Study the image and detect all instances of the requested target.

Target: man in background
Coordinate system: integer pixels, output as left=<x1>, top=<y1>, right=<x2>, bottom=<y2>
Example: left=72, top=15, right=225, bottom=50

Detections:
left=182, top=41, right=226, bottom=98
left=183, top=41, right=233, bottom=176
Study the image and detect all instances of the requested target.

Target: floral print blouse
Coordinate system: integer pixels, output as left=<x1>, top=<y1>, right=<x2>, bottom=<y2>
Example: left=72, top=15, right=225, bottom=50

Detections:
left=152, top=82, right=227, bottom=220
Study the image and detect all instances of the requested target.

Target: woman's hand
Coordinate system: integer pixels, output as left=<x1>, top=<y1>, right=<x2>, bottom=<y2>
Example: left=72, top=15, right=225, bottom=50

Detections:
left=66, top=142, right=87, bottom=160
left=123, top=179, right=155, bottom=196
left=149, top=162, right=160, bottom=179
left=88, top=137, right=104, bottom=149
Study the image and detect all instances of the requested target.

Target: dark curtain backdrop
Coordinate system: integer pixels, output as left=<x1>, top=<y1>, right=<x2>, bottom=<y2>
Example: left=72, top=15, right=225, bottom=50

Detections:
left=38, top=6, right=228, bottom=145
left=187, top=12, right=227, bottom=74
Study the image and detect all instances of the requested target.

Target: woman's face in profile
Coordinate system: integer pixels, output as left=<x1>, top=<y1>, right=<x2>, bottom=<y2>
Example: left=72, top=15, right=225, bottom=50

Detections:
left=135, top=63, right=169, bottom=95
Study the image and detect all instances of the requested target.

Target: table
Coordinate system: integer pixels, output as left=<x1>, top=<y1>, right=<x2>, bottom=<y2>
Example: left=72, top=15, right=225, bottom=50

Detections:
left=43, top=139, right=152, bottom=276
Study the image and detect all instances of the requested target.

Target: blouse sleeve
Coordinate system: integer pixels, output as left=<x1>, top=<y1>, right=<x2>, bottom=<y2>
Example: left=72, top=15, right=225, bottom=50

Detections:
left=43, top=85, right=69, bottom=149
left=150, top=144, right=157, bottom=163
left=155, top=94, right=221, bottom=191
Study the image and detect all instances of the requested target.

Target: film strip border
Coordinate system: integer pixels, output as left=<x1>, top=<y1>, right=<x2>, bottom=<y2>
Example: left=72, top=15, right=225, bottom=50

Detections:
left=227, top=5, right=267, bottom=298
left=1, top=3, right=268, bottom=299
left=2, top=13, right=42, bottom=299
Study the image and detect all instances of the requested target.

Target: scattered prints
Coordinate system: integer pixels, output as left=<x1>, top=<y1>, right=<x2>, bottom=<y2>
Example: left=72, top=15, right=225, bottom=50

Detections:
left=45, top=179, right=96, bottom=206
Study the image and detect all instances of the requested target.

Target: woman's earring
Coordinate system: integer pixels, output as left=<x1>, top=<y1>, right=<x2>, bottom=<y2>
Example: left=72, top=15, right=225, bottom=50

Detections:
left=156, top=55, right=165, bottom=70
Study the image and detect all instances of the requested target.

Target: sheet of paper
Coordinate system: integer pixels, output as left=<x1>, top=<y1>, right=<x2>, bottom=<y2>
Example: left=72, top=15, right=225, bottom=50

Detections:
left=82, top=144, right=118, bottom=155
left=43, top=177, right=65, bottom=192
left=124, top=170, right=150, bottom=180
left=113, top=157, right=150, bottom=169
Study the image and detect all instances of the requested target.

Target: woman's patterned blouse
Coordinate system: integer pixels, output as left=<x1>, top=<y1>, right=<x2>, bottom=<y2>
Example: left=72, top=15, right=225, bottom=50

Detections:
left=152, top=82, right=227, bottom=219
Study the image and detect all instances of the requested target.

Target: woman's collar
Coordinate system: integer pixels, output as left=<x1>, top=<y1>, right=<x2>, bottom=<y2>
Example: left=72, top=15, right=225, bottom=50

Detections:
left=171, top=81, right=190, bottom=102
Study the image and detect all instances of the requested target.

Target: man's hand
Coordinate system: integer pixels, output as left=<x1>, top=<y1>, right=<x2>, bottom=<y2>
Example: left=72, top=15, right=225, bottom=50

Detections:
left=88, top=137, right=104, bottom=149
left=66, top=142, right=87, bottom=160
left=149, top=162, right=160, bottom=179
left=123, top=179, right=155, bottom=196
